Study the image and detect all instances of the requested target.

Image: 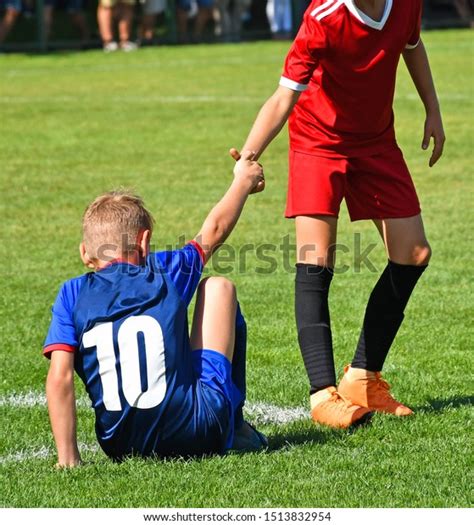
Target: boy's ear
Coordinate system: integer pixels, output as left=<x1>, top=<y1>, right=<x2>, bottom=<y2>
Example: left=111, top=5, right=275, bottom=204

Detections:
left=79, top=242, right=96, bottom=269
left=137, top=229, right=151, bottom=259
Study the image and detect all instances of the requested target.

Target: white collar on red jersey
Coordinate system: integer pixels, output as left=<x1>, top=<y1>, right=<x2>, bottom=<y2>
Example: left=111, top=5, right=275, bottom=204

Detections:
left=343, top=0, right=393, bottom=31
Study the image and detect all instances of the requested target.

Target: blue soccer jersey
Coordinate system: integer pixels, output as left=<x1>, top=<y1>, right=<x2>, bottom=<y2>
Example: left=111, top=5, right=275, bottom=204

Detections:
left=44, top=243, right=237, bottom=458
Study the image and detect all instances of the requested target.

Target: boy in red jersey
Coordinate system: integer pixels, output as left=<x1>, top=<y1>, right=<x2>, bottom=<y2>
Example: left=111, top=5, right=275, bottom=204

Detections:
left=232, top=0, right=445, bottom=429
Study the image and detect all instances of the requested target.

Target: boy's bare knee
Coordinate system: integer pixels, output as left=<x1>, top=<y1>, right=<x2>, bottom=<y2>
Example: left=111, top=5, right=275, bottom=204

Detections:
left=198, top=276, right=236, bottom=300
left=412, top=243, right=432, bottom=266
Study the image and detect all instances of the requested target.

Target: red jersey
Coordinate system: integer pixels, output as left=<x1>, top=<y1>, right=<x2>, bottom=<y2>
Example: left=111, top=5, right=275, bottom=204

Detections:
left=281, top=0, right=423, bottom=158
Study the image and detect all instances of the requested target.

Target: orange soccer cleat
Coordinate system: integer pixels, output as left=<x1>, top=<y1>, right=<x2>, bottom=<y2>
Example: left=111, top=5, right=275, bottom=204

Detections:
left=310, top=387, right=373, bottom=429
left=338, top=365, right=413, bottom=416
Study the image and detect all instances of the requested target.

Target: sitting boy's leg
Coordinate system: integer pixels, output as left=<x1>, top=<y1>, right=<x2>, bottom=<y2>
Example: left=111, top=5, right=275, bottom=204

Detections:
left=230, top=305, right=267, bottom=450
left=190, top=277, right=266, bottom=450
left=191, top=276, right=237, bottom=362
left=340, top=214, right=430, bottom=415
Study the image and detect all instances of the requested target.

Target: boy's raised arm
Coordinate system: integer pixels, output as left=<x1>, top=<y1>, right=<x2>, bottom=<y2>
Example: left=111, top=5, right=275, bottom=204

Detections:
left=234, top=85, right=301, bottom=162
left=46, top=351, right=81, bottom=468
left=194, top=151, right=264, bottom=264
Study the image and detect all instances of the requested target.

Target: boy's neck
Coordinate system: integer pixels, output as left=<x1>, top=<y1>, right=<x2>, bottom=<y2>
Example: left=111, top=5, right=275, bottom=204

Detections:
left=95, top=252, right=142, bottom=270
left=353, top=0, right=386, bottom=21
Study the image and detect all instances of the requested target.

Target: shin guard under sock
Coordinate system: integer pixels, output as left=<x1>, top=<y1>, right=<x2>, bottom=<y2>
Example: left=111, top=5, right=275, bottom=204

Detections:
left=295, top=263, right=335, bottom=394
left=352, top=260, right=427, bottom=371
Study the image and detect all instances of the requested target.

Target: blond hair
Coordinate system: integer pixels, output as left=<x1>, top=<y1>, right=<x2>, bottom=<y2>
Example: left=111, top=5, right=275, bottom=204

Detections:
left=82, top=190, right=154, bottom=260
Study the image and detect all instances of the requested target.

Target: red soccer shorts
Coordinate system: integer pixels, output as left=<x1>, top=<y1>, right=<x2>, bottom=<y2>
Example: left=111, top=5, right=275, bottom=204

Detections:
left=285, top=147, right=421, bottom=221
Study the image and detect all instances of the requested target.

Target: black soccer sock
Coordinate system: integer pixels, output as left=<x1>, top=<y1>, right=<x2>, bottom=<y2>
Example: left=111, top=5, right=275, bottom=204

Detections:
left=352, top=260, right=428, bottom=372
left=295, top=263, right=336, bottom=395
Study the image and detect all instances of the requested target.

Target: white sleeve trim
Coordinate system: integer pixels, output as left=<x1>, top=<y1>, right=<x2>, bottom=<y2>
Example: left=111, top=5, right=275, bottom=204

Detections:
left=405, top=37, right=421, bottom=50
left=279, top=76, right=309, bottom=92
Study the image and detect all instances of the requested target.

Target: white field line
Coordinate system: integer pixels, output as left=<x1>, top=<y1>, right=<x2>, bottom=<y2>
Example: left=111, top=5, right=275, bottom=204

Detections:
left=0, top=93, right=469, bottom=104
left=401, top=93, right=470, bottom=101
left=0, top=95, right=264, bottom=104
left=0, top=391, right=308, bottom=424
left=0, top=391, right=90, bottom=408
left=0, top=444, right=100, bottom=465
left=0, top=392, right=308, bottom=464
left=1, top=39, right=471, bottom=78
left=244, top=402, right=307, bottom=425
left=0, top=446, right=52, bottom=464
left=1, top=56, right=277, bottom=78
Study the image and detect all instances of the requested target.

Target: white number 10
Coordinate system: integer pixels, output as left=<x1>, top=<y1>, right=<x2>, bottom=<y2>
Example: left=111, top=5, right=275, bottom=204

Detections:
left=82, top=315, right=167, bottom=411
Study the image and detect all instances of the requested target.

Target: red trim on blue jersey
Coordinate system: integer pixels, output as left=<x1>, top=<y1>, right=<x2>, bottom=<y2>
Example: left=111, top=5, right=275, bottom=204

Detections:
left=189, top=240, right=206, bottom=265
left=43, top=343, right=76, bottom=358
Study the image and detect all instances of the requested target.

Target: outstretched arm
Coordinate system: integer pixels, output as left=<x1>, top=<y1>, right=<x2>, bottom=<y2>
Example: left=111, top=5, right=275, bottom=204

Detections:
left=403, top=40, right=446, bottom=167
left=195, top=151, right=264, bottom=263
left=233, top=8, right=324, bottom=163
left=238, top=85, right=301, bottom=161
left=46, top=351, right=81, bottom=468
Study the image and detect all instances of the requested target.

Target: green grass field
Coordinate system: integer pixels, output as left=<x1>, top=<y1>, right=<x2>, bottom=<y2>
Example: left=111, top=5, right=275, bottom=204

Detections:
left=0, top=30, right=473, bottom=508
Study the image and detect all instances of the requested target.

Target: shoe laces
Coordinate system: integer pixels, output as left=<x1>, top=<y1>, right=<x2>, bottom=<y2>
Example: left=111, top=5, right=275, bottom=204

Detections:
left=328, top=389, right=354, bottom=412
left=372, top=374, right=398, bottom=403
left=374, top=373, right=390, bottom=389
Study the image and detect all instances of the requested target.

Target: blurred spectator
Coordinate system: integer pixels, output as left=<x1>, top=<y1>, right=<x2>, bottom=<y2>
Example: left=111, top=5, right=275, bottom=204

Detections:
left=98, top=0, right=137, bottom=51
left=0, top=0, right=21, bottom=44
left=266, top=0, right=292, bottom=39
left=139, top=0, right=166, bottom=44
left=453, top=0, right=473, bottom=27
left=43, top=0, right=90, bottom=43
left=293, top=0, right=310, bottom=32
left=214, top=0, right=250, bottom=42
left=244, top=0, right=268, bottom=35
left=177, top=0, right=214, bottom=43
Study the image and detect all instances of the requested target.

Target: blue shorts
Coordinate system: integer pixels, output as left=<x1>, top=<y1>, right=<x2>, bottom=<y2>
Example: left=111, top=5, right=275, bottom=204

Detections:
left=177, top=0, right=214, bottom=11
left=192, top=349, right=243, bottom=451
left=100, top=349, right=243, bottom=460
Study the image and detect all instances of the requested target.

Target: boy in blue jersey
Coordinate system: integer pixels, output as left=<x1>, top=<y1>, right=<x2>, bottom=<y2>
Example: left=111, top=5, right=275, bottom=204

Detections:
left=44, top=152, right=266, bottom=467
